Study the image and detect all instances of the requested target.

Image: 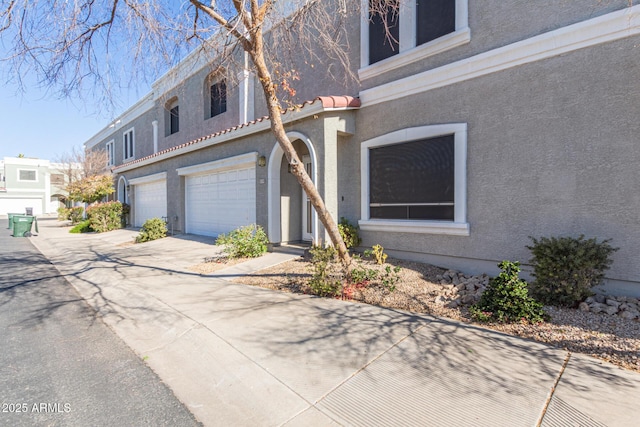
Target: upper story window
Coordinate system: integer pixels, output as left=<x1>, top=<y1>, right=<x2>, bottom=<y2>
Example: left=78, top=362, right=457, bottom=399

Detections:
left=165, top=97, right=179, bottom=136
left=170, top=106, right=179, bottom=134
left=18, top=169, right=37, bottom=182
left=210, top=80, right=227, bottom=118
left=106, top=140, right=115, bottom=166
left=361, top=0, right=469, bottom=79
left=123, top=129, right=135, bottom=160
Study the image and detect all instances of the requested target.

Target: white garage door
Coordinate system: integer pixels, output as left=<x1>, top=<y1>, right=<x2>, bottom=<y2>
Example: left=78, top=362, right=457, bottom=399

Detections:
left=134, top=180, right=167, bottom=227
left=185, top=166, right=256, bottom=237
left=0, top=197, right=43, bottom=215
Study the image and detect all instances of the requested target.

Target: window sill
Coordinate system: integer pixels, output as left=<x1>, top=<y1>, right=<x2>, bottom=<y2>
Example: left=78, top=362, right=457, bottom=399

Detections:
left=359, top=27, right=470, bottom=81
left=358, top=219, right=470, bottom=236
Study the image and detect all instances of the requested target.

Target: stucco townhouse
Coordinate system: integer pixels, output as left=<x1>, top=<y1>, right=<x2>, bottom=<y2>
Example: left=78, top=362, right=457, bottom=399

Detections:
left=84, top=1, right=640, bottom=296
left=0, top=157, right=69, bottom=215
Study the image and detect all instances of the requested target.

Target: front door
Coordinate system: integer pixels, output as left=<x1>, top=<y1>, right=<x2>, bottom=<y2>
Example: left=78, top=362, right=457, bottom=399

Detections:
left=301, top=155, right=313, bottom=242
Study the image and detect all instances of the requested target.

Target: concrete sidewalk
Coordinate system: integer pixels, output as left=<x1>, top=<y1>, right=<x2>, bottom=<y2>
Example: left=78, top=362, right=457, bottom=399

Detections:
left=26, top=218, right=640, bottom=426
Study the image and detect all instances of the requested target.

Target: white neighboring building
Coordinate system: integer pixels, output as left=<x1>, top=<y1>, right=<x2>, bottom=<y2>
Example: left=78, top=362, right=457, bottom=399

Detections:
left=0, top=157, right=72, bottom=215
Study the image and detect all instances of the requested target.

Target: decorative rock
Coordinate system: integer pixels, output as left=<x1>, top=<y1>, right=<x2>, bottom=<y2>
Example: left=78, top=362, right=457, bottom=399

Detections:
left=455, top=283, right=466, bottom=291
left=434, top=295, right=447, bottom=306
left=578, top=302, right=590, bottom=312
left=606, top=299, right=621, bottom=309
left=466, top=283, right=476, bottom=292
left=594, top=294, right=606, bottom=304
left=604, top=305, right=619, bottom=316
left=461, top=294, right=475, bottom=305
left=448, top=299, right=461, bottom=309
left=620, top=310, right=639, bottom=320
left=452, top=276, right=460, bottom=286
left=590, top=303, right=604, bottom=314
left=585, top=296, right=595, bottom=304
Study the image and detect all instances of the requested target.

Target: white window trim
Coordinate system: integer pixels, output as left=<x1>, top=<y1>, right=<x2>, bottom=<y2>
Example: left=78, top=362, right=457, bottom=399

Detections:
left=123, top=128, right=135, bottom=160
left=359, top=123, right=469, bottom=236
left=17, top=168, right=38, bottom=182
left=106, top=140, right=115, bottom=166
left=359, top=0, right=470, bottom=80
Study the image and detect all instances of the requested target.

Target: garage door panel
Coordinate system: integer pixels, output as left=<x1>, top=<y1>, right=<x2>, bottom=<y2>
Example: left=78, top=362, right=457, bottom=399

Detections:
left=185, top=166, right=256, bottom=237
left=134, top=180, right=167, bottom=227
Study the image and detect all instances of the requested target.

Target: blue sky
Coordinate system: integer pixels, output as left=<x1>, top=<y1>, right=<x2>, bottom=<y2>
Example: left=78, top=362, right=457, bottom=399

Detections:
left=0, top=77, right=146, bottom=162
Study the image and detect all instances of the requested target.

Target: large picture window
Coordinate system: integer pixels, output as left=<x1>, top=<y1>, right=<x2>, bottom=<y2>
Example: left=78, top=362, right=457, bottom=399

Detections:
left=360, top=123, right=468, bottom=235
left=369, top=135, right=454, bottom=220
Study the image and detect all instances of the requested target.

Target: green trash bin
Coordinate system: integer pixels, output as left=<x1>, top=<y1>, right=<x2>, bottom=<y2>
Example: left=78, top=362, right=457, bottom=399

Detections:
left=7, top=213, right=22, bottom=229
left=12, top=215, right=38, bottom=237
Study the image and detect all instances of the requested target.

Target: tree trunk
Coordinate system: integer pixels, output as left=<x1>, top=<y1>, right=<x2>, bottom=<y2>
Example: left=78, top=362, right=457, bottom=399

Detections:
left=247, top=41, right=352, bottom=270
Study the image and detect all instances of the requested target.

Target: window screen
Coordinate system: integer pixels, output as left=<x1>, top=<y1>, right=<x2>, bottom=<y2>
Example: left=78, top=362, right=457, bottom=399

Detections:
left=210, top=81, right=227, bottom=117
left=416, top=0, right=456, bottom=46
left=369, top=134, right=454, bottom=220
left=170, top=106, right=179, bottom=134
left=369, top=0, right=400, bottom=64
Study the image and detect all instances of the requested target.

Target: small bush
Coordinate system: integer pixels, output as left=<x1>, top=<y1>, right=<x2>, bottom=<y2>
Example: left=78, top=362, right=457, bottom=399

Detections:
left=308, top=245, right=342, bottom=297
left=215, top=224, right=268, bottom=258
left=69, top=206, right=84, bottom=224
left=364, top=244, right=388, bottom=265
left=135, top=218, right=167, bottom=243
left=86, top=201, right=123, bottom=233
left=470, top=261, right=546, bottom=324
left=57, top=207, right=70, bottom=221
left=527, top=235, right=618, bottom=307
left=69, top=220, right=92, bottom=234
left=338, top=217, right=361, bottom=249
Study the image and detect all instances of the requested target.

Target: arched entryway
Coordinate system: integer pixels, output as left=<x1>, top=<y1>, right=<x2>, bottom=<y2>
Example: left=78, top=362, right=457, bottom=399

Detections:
left=267, top=132, right=318, bottom=244
left=117, top=176, right=128, bottom=204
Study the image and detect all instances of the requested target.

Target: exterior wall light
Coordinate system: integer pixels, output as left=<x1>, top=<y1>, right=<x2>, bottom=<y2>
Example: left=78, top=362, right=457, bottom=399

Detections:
left=257, top=155, right=267, bottom=167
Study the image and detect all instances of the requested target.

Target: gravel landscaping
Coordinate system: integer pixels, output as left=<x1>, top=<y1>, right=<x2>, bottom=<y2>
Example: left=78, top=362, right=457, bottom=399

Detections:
left=225, top=255, right=640, bottom=373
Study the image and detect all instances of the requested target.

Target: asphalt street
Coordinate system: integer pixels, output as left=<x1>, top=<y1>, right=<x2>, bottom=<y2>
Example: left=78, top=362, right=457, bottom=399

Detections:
left=0, top=228, right=201, bottom=426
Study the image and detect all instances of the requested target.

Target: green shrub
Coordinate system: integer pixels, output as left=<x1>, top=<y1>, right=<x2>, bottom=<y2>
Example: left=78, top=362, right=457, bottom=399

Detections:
left=86, top=201, right=123, bottom=233
left=135, top=217, right=167, bottom=243
left=364, top=244, right=388, bottom=265
left=69, top=206, right=84, bottom=224
left=69, top=220, right=92, bottom=234
left=215, top=224, right=268, bottom=258
left=308, top=245, right=342, bottom=297
left=338, top=217, right=361, bottom=249
left=57, top=207, right=70, bottom=221
left=527, top=235, right=618, bottom=307
left=470, top=261, right=546, bottom=324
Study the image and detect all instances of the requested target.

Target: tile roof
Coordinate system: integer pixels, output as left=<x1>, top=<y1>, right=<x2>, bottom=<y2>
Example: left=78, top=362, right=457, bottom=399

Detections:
left=113, top=96, right=359, bottom=172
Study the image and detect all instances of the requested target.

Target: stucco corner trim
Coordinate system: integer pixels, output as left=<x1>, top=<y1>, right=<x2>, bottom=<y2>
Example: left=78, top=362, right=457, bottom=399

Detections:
left=358, top=219, right=470, bottom=236
left=128, top=172, right=167, bottom=185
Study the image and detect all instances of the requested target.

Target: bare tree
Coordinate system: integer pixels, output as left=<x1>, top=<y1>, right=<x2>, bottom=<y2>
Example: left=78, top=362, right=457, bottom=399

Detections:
left=55, top=147, right=109, bottom=184
left=1, top=0, right=399, bottom=270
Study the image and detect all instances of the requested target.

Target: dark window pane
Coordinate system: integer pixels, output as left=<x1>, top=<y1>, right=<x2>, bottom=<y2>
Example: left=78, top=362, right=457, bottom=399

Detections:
left=369, top=0, right=400, bottom=64
left=409, top=205, right=454, bottom=220
left=416, top=0, right=456, bottom=46
left=370, top=206, right=408, bottom=219
left=170, top=106, right=179, bottom=134
left=370, top=134, right=454, bottom=204
left=211, top=81, right=227, bottom=117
